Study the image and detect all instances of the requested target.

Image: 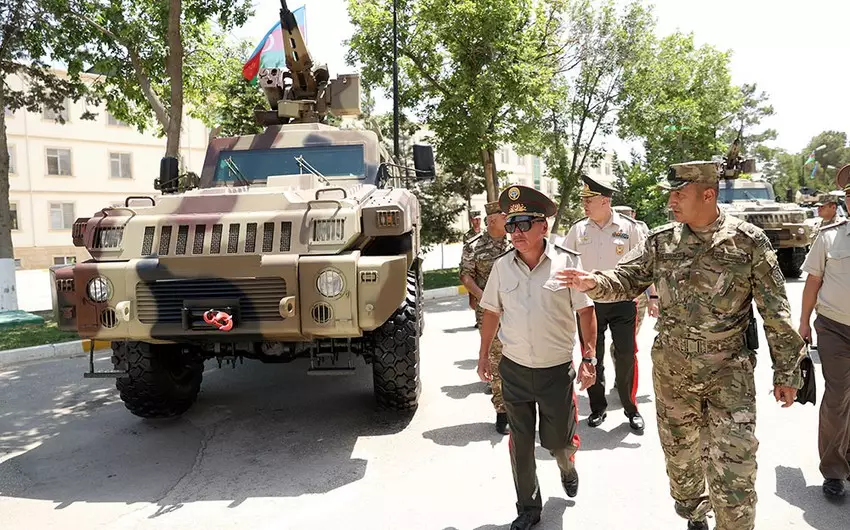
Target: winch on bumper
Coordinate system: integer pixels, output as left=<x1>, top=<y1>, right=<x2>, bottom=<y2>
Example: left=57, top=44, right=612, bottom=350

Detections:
left=50, top=252, right=409, bottom=342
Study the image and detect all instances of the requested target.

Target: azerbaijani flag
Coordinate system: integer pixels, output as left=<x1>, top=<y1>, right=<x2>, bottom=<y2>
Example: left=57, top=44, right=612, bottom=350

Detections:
left=242, top=5, right=307, bottom=84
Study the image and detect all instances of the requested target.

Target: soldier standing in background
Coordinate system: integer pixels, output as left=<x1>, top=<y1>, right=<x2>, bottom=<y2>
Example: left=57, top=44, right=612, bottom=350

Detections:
left=460, top=201, right=511, bottom=434
left=478, top=185, right=598, bottom=530
left=814, top=196, right=839, bottom=226
left=557, top=161, right=805, bottom=530
left=564, top=176, right=645, bottom=432
left=799, top=165, right=850, bottom=499
left=463, top=210, right=483, bottom=325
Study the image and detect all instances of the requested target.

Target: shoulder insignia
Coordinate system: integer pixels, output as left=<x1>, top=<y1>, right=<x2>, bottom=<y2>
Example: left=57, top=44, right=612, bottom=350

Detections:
left=820, top=218, right=848, bottom=231
left=648, top=222, right=676, bottom=237
left=734, top=220, right=766, bottom=241
left=618, top=213, right=637, bottom=224
left=554, top=241, right=580, bottom=256
left=464, top=233, right=482, bottom=246
left=569, top=217, right=588, bottom=228
left=494, top=247, right=515, bottom=260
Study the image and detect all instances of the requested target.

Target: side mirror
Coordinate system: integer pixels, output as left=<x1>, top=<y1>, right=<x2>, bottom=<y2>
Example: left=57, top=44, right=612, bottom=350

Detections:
left=412, top=144, right=436, bottom=180
left=154, top=156, right=180, bottom=194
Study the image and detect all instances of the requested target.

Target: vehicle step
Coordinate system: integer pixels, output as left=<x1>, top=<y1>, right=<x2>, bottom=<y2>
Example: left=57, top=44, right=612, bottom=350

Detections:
left=306, top=367, right=356, bottom=376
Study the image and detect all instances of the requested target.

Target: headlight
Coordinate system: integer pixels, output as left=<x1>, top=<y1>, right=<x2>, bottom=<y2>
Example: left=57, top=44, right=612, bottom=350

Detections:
left=316, top=269, right=344, bottom=298
left=796, top=227, right=806, bottom=235
left=87, top=277, right=113, bottom=302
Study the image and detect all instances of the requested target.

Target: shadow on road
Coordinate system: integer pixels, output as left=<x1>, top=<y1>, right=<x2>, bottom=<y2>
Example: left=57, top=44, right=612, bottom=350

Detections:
left=425, top=296, right=473, bottom=315
left=443, top=325, right=478, bottom=334
left=442, top=497, right=571, bottom=530
left=422, top=422, right=507, bottom=448
left=0, top=355, right=413, bottom=513
left=454, top=359, right=479, bottom=371
left=442, top=382, right=489, bottom=400
left=774, top=466, right=848, bottom=530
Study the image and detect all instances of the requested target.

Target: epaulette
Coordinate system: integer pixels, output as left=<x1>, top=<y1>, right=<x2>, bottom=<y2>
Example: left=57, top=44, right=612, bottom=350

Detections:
left=820, top=218, right=848, bottom=231
left=463, top=233, right=482, bottom=246
left=494, top=246, right=515, bottom=260
left=553, top=240, right=580, bottom=256
left=734, top=219, right=764, bottom=241
left=617, top=213, right=637, bottom=224
left=648, top=222, right=676, bottom=237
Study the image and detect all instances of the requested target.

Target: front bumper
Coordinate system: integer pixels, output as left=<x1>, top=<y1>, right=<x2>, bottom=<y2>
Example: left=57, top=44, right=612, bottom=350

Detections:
left=763, top=225, right=812, bottom=249
left=50, top=252, right=408, bottom=341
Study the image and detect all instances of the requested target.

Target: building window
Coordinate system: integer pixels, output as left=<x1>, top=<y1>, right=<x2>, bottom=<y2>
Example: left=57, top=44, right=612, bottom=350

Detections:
left=14, top=258, right=22, bottom=270
left=605, top=163, right=611, bottom=176
left=7, top=145, right=14, bottom=174
left=500, top=148, right=510, bottom=164
left=49, top=202, right=75, bottom=230
left=43, top=99, right=70, bottom=122
left=107, top=113, right=128, bottom=127
left=53, top=256, right=77, bottom=265
left=110, top=152, right=132, bottom=178
left=9, top=202, right=18, bottom=230
left=4, top=106, right=12, bottom=117
left=46, top=148, right=72, bottom=176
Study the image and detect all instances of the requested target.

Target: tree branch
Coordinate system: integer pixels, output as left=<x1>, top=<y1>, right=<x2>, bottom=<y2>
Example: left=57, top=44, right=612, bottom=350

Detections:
left=399, top=46, right=451, bottom=98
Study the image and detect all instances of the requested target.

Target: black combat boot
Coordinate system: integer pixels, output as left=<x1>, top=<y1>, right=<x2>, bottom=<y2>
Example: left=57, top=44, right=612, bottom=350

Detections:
left=510, top=511, right=540, bottom=530
left=823, top=478, right=846, bottom=499
left=496, top=412, right=510, bottom=435
left=687, top=520, right=709, bottom=530
left=561, top=467, right=578, bottom=497
left=587, top=411, right=606, bottom=427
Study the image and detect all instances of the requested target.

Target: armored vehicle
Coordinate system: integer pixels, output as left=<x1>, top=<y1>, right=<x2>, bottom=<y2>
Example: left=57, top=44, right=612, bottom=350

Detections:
left=50, top=1, right=435, bottom=418
left=717, top=177, right=817, bottom=278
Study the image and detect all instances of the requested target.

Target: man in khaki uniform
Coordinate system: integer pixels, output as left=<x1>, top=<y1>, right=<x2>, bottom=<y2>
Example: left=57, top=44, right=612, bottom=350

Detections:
left=460, top=200, right=511, bottom=434
left=799, top=164, right=850, bottom=499
left=558, top=161, right=805, bottom=530
left=565, top=176, right=645, bottom=431
left=478, top=185, right=598, bottom=530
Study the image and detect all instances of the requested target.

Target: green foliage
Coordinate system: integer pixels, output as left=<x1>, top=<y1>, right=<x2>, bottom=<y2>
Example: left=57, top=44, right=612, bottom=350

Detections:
left=1, top=0, right=99, bottom=264
left=612, top=151, right=670, bottom=228
left=70, top=0, right=253, bottom=157
left=423, top=268, right=461, bottom=290
left=345, top=0, right=566, bottom=201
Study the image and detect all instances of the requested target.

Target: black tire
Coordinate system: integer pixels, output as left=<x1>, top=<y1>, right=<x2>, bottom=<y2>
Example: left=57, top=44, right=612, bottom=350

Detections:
left=778, top=248, right=804, bottom=279
left=111, top=341, right=204, bottom=419
left=370, top=272, right=421, bottom=411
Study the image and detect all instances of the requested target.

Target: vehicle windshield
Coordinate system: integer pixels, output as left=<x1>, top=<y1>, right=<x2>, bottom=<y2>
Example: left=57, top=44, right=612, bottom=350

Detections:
left=213, top=144, right=366, bottom=184
left=718, top=184, right=774, bottom=202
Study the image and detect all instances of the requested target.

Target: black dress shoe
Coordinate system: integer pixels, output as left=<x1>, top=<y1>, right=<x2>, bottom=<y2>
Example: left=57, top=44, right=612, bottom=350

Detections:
left=561, top=467, right=578, bottom=497
left=823, top=478, right=846, bottom=499
left=626, top=411, right=645, bottom=432
left=510, top=511, right=541, bottom=530
left=587, top=411, right=606, bottom=427
left=687, top=520, right=708, bottom=530
left=496, top=412, right=510, bottom=435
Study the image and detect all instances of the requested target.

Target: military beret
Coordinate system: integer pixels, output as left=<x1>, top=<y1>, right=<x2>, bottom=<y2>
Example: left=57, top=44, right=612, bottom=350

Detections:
left=837, top=164, right=850, bottom=193
left=659, top=160, right=721, bottom=191
left=499, top=184, right=557, bottom=221
left=484, top=201, right=502, bottom=215
left=579, top=174, right=616, bottom=198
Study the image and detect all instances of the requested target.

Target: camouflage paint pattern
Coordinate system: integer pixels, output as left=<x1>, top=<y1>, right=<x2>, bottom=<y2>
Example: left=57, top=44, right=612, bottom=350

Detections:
left=50, top=123, right=423, bottom=344
left=461, top=231, right=510, bottom=413
left=583, top=210, right=805, bottom=530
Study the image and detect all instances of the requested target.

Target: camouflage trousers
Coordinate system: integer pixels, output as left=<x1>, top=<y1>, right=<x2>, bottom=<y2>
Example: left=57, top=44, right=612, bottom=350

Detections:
left=476, top=306, right=506, bottom=413
left=651, top=335, right=758, bottom=530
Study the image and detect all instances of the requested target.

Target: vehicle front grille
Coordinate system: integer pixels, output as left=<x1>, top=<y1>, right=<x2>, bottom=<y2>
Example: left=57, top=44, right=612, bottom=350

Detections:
left=135, top=277, right=287, bottom=324
left=745, top=213, right=805, bottom=225
left=142, top=221, right=293, bottom=256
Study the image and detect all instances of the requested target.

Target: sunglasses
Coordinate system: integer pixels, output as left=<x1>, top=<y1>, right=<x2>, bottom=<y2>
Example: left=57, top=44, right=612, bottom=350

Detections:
left=505, top=219, right=544, bottom=234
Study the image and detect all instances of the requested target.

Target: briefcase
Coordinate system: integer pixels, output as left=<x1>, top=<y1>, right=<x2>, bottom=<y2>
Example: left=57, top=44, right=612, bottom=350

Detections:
left=795, top=346, right=817, bottom=406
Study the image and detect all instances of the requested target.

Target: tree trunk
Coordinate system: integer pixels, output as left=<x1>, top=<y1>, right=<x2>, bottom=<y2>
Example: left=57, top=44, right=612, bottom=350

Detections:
left=165, top=0, right=184, bottom=158
left=0, top=87, right=19, bottom=311
left=481, top=148, right=498, bottom=202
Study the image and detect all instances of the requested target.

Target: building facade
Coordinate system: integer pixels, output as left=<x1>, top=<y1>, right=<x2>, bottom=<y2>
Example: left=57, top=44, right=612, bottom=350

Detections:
left=5, top=73, right=210, bottom=270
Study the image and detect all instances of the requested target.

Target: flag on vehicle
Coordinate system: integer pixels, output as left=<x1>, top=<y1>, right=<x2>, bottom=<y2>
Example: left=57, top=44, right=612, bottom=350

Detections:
left=242, top=5, right=307, bottom=84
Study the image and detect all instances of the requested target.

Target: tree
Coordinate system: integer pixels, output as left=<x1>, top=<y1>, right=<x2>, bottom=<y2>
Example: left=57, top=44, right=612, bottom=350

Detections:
left=70, top=0, right=252, bottom=160
left=720, top=83, right=777, bottom=164
left=543, top=0, right=655, bottom=233
left=800, top=131, right=849, bottom=187
left=0, top=0, right=97, bottom=311
left=345, top=0, right=567, bottom=202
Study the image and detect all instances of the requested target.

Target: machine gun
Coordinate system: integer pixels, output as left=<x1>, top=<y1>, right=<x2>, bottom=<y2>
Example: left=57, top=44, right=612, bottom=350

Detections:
left=254, top=0, right=361, bottom=125
left=719, top=124, right=757, bottom=179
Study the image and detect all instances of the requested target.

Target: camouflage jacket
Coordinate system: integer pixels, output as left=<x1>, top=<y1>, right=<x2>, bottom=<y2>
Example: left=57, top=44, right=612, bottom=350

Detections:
left=460, top=231, right=511, bottom=291
left=585, top=210, right=805, bottom=388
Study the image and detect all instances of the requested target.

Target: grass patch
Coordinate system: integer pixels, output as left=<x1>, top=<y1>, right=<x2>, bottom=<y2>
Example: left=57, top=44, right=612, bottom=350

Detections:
left=0, top=320, right=80, bottom=352
left=424, top=267, right=461, bottom=290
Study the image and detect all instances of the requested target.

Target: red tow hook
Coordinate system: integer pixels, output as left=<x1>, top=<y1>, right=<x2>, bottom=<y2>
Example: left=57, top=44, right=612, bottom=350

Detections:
left=203, top=310, right=233, bottom=331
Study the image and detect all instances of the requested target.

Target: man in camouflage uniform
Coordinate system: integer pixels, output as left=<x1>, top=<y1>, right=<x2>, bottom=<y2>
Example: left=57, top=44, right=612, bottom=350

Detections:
left=558, top=161, right=805, bottom=530
left=460, top=201, right=511, bottom=434
left=463, top=210, right=483, bottom=324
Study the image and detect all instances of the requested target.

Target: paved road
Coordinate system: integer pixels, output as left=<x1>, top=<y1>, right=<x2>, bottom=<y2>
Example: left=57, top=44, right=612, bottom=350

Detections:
left=0, top=279, right=846, bottom=529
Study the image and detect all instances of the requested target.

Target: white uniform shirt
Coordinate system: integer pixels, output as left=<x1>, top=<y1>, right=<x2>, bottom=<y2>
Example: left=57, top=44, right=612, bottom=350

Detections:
left=480, top=240, right=594, bottom=369
left=801, top=219, right=850, bottom=327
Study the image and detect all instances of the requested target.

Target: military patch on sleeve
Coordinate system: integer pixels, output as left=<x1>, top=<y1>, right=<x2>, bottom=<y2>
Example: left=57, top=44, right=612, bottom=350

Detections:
left=771, top=266, right=785, bottom=287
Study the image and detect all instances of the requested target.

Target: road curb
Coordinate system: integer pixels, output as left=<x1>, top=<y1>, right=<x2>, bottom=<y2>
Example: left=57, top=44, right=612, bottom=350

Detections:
left=423, top=285, right=467, bottom=301
left=0, top=339, right=111, bottom=368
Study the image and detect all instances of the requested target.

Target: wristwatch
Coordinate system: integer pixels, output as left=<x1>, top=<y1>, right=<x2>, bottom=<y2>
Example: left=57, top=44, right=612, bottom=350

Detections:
left=581, top=357, right=597, bottom=366
left=649, top=295, right=659, bottom=300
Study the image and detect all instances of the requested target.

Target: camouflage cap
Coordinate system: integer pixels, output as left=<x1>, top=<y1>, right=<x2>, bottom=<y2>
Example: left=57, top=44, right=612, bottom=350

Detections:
left=469, top=210, right=481, bottom=218
left=499, top=185, right=557, bottom=221
left=837, top=163, right=850, bottom=193
left=484, top=201, right=502, bottom=215
left=659, top=161, right=721, bottom=191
